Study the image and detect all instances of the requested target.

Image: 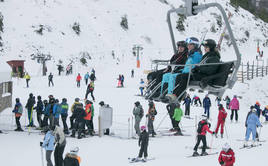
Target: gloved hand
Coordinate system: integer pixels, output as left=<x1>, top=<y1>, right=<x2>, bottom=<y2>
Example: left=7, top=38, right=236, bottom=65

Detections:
left=40, top=142, right=43, bottom=147
left=222, top=118, right=225, bottom=121
left=219, top=161, right=224, bottom=165
left=212, top=131, right=215, bottom=135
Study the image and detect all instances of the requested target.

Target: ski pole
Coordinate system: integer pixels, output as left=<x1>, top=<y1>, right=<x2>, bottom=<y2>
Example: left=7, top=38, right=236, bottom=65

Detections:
left=41, top=146, right=44, bottom=166
left=156, top=113, right=169, bottom=131
left=209, top=134, right=214, bottom=153
left=258, top=126, right=262, bottom=142
left=224, top=122, right=229, bottom=139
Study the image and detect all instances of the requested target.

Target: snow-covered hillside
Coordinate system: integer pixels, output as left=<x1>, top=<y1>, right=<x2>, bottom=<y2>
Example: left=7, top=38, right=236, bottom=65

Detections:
left=1, top=0, right=268, bottom=75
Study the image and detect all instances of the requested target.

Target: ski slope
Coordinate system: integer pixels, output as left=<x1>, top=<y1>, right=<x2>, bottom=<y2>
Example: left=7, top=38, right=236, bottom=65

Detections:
left=0, top=62, right=268, bottom=166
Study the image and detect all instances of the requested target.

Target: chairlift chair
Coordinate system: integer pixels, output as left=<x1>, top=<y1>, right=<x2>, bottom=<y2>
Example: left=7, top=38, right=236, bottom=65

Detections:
left=145, top=0, right=241, bottom=103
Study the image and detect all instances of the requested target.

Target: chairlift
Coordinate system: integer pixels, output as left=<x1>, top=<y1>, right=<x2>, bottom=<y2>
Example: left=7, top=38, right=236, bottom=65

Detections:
left=144, top=0, right=241, bottom=103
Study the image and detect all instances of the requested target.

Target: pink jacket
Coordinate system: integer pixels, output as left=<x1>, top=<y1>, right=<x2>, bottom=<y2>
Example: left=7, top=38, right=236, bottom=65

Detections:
left=229, top=98, right=239, bottom=110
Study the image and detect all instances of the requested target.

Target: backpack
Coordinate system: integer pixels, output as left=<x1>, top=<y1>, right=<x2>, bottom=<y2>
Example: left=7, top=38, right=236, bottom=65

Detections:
left=197, top=121, right=206, bottom=134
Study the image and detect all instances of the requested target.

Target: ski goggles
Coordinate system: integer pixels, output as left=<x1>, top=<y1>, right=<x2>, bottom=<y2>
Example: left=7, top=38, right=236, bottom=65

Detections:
left=185, top=38, right=199, bottom=45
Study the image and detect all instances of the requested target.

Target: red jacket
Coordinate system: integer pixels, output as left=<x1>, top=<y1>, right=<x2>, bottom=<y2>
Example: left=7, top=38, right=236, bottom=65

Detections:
left=218, top=149, right=235, bottom=166
left=76, top=75, right=82, bottom=81
left=84, top=104, right=92, bottom=120
left=218, top=108, right=227, bottom=121
left=199, top=120, right=213, bottom=135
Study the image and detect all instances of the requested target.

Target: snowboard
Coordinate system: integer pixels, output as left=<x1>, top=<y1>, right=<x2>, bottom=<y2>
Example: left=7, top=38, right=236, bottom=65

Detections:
left=186, top=152, right=218, bottom=158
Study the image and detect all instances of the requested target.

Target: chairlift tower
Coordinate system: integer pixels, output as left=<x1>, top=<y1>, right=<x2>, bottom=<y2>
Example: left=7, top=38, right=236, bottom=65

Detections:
left=31, top=53, right=51, bottom=76
left=133, top=44, right=143, bottom=68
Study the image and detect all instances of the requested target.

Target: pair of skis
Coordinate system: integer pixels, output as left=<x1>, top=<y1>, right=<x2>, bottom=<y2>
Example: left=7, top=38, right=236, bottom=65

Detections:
left=128, top=157, right=155, bottom=163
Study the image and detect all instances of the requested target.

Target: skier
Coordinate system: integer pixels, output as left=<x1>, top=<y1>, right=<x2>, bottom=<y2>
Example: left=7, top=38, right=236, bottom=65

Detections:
left=254, top=101, right=262, bottom=118
left=70, top=100, right=85, bottom=139
left=35, top=95, right=44, bottom=129
left=64, top=147, right=81, bottom=166
left=166, top=102, right=176, bottom=131
left=215, top=97, right=221, bottom=106
left=42, top=100, right=49, bottom=128
left=53, top=99, right=61, bottom=126
left=172, top=103, right=183, bottom=135
left=89, top=71, right=96, bottom=82
left=244, top=108, right=262, bottom=146
left=91, top=68, right=95, bottom=75
left=24, top=72, right=31, bottom=88
left=40, top=127, right=55, bottom=166
left=215, top=104, right=227, bottom=138
left=229, top=95, right=239, bottom=122
left=117, top=75, right=122, bottom=87
left=183, top=94, right=191, bottom=117
left=146, top=101, right=157, bottom=137
left=121, top=75, right=125, bottom=87
left=83, top=100, right=94, bottom=136
left=48, top=73, right=54, bottom=87
left=12, top=98, right=24, bottom=131
left=262, top=105, right=268, bottom=122
left=133, top=101, right=144, bottom=136
left=69, top=98, right=80, bottom=130
left=139, top=78, right=145, bottom=96
left=76, top=73, right=82, bottom=88
left=99, top=101, right=110, bottom=135
left=223, top=96, right=231, bottom=109
left=193, top=117, right=215, bottom=156
left=57, top=65, right=63, bottom=76
left=218, top=143, right=235, bottom=166
left=131, top=69, right=134, bottom=78
left=25, top=93, right=36, bottom=127
left=60, top=98, right=69, bottom=134
left=137, top=126, right=149, bottom=161
left=85, top=81, right=95, bottom=102
left=245, top=106, right=259, bottom=141
left=192, top=95, right=202, bottom=107
left=53, top=126, right=66, bottom=166
left=47, top=97, right=56, bottom=129
left=84, top=72, right=89, bottom=85
left=203, top=94, right=211, bottom=119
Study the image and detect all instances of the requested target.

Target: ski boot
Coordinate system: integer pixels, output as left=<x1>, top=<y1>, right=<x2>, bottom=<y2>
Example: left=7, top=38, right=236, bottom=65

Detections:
left=252, top=141, right=257, bottom=147
left=221, top=134, right=223, bottom=138
left=14, top=128, right=19, bottom=131
left=142, top=157, right=147, bottom=162
left=201, top=151, right=208, bottom=156
left=215, top=134, right=218, bottom=138
left=243, top=141, right=248, bottom=147
left=192, top=151, right=199, bottom=156
left=174, top=131, right=183, bottom=136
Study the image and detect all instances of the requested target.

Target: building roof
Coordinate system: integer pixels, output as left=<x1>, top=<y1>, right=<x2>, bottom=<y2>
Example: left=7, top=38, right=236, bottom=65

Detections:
left=0, top=60, right=12, bottom=83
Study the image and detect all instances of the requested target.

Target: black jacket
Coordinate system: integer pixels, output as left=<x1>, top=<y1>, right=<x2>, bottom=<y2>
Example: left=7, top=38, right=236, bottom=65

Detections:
left=193, top=51, right=220, bottom=77
left=64, top=154, right=80, bottom=166
left=139, top=130, right=149, bottom=146
left=168, top=50, right=188, bottom=72
left=35, top=99, right=44, bottom=113
left=26, top=97, right=36, bottom=109
left=73, top=103, right=85, bottom=121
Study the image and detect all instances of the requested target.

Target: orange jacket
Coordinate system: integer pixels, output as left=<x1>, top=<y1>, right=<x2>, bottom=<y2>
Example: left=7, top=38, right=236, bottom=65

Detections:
left=84, top=104, right=92, bottom=120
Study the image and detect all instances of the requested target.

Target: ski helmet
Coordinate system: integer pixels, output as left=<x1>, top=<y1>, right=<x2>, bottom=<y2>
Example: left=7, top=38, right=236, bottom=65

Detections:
left=148, top=101, right=154, bottom=107
left=218, top=104, right=223, bottom=109
left=134, top=101, right=140, bottom=106
left=62, top=98, right=67, bottom=102
left=37, top=95, right=41, bottom=100
left=70, top=147, right=79, bottom=155
left=15, top=98, right=20, bottom=103
left=256, top=101, right=260, bottom=106
left=177, top=41, right=187, bottom=48
left=29, top=93, right=33, bottom=98
left=140, top=126, right=146, bottom=131
left=252, top=108, right=257, bottom=113
left=186, top=37, right=199, bottom=48
left=75, top=98, right=80, bottom=102
left=99, top=101, right=105, bottom=106
left=222, top=143, right=230, bottom=152
left=85, top=100, right=90, bottom=104
left=202, top=39, right=216, bottom=51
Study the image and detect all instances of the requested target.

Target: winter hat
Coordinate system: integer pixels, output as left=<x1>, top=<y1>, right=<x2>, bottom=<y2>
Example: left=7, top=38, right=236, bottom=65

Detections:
left=70, top=147, right=79, bottom=155
left=99, top=101, right=105, bottom=106
left=219, top=104, right=223, bottom=109
left=62, top=98, right=67, bottom=102
left=256, top=101, right=260, bottom=106
left=134, top=101, right=140, bottom=106
left=186, top=37, right=199, bottom=48
left=233, top=95, right=237, bottom=98
left=15, top=98, right=20, bottom=103
left=29, top=93, right=33, bottom=98
left=202, top=39, right=216, bottom=51
left=75, top=98, right=80, bottom=102
left=37, top=96, right=42, bottom=100
left=140, top=126, right=146, bottom=131
left=222, top=143, right=230, bottom=152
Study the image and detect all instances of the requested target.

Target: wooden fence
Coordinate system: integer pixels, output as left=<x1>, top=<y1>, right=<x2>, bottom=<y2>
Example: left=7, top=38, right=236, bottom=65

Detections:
left=237, top=59, right=268, bottom=83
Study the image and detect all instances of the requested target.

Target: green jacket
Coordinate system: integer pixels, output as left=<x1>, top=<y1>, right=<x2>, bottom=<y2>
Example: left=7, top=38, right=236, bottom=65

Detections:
left=172, top=108, right=183, bottom=121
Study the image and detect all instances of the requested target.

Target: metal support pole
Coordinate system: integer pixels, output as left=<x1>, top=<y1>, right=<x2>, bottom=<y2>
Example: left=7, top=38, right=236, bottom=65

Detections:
left=241, top=62, right=244, bottom=83
left=252, top=61, right=254, bottom=79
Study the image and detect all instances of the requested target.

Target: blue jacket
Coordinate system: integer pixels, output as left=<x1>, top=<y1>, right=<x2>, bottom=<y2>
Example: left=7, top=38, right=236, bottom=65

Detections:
left=53, top=103, right=61, bottom=118
left=42, top=131, right=55, bottom=151
left=84, top=73, right=89, bottom=80
left=203, top=97, right=211, bottom=108
left=182, top=51, right=202, bottom=73
left=13, top=102, right=23, bottom=114
left=183, top=97, right=191, bottom=106
left=60, top=102, right=69, bottom=117
left=44, top=104, right=51, bottom=116
left=36, top=100, right=44, bottom=113
left=246, top=112, right=261, bottom=127
left=254, top=104, right=262, bottom=118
